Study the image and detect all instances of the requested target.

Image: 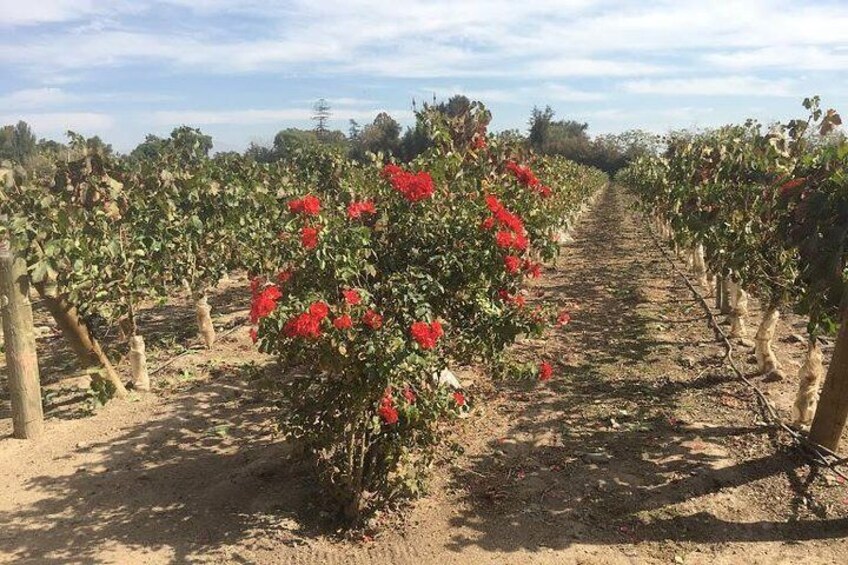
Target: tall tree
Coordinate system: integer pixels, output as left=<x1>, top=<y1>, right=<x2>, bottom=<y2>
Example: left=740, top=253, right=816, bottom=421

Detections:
left=312, top=98, right=332, bottom=139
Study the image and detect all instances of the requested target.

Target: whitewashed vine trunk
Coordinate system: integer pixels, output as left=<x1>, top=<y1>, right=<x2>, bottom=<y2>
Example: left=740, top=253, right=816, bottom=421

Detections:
left=130, top=335, right=150, bottom=391
left=754, top=307, right=784, bottom=379
left=729, top=282, right=748, bottom=339
left=792, top=338, right=824, bottom=427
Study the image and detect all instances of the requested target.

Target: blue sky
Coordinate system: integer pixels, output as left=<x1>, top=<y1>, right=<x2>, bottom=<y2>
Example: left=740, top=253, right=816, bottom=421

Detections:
left=1, top=0, right=847, bottom=152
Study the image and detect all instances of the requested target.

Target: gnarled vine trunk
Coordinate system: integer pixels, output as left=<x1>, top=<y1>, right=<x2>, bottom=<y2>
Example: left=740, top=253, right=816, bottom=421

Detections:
left=754, top=306, right=784, bottom=380
left=729, top=282, right=748, bottom=339
left=35, top=282, right=127, bottom=398
left=792, top=338, right=824, bottom=427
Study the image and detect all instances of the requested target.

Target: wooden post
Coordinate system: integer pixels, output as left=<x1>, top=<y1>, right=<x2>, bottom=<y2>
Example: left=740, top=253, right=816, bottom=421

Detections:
left=809, top=313, right=848, bottom=451
left=0, top=241, right=44, bottom=439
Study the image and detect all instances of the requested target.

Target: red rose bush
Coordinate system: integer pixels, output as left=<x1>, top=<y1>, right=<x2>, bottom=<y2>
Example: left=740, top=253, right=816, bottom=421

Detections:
left=249, top=102, right=605, bottom=522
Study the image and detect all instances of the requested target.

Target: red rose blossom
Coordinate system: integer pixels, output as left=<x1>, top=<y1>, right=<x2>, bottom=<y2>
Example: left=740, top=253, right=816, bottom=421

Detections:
left=381, top=163, right=404, bottom=180
left=388, top=169, right=435, bottom=202
left=301, top=225, right=319, bottom=249
left=300, top=195, right=321, bottom=215
left=378, top=391, right=398, bottom=424
left=410, top=320, right=444, bottom=350
left=342, top=289, right=361, bottom=306
left=308, top=301, right=330, bottom=320
left=496, top=230, right=515, bottom=248
left=539, top=361, right=553, bottom=381
left=348, top=200, right=377, bottom=219
left=506, top=161, right=540, bottom=187
left=504, top=255, right=521, bottom=274
left=485, top=195, right=503, bottom=213
left=333, top=314, right=353, bottom=330
left=249, top=285, right=282, bottom=324
left=283, top=311, right=322, bottom=339
left=363, top=310, right=383, bottom=330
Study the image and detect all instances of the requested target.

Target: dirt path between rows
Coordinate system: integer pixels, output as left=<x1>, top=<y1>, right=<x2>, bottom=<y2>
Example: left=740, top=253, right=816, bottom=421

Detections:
left=1, top=185, right=847, bottom=564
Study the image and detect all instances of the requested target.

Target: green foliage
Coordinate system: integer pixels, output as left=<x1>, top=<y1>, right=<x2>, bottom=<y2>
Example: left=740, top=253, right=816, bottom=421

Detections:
left=619, top=97, right=848, bottom=335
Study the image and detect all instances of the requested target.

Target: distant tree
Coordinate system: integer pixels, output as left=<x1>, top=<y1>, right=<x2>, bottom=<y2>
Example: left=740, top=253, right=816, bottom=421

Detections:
left=351, top=112, right=402, bottom=161
left=167, top=126, right=212, bottom=163
left=274, top=128, right=320, bottom=159
left=312, top=98, right=332, bottom=139
left=348, top=119, right=361, bottom=141
left=528, top=106, right=555, bottom=150
left=130, top=134, right=168, bottom=161
left=244, top=142, right=276, bottom=163
left=0, top=121, right=37, bottom=163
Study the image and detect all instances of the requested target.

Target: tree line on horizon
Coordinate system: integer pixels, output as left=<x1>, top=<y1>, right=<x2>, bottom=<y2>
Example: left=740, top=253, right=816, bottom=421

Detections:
left=1, top=95, right=659, bottom=174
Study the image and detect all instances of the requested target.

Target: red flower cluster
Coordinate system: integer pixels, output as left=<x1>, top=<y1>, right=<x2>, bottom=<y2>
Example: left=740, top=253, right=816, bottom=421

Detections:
left=250, top=284, right=282, bottom=324
left=378, top=389, right=398, bottom=424
left=537, top=185, right=553, bottom=198
left=453, top=391, right=466, bottom=406
left=498, top=290, right=526, bottom=308
left=506, top=161, right=540, bottom=187
left=382, top=164, right=435, bottom=202
left=504, top=255, right=521, bottom=274
left=347, top=200, right=377, bottom=219
left=283, top=301, right=330, bottom=339
left=288, top=194, right=321, bottom=215
left=342, top=289, right=361, bottom=306
left=539, top=361, right=553, bottom=381
left=363, top=309, right=383, bottom=329
left=557, top=310, right=571, bottom=326
left=333, top=314, right=353, bottom=330
left=472, top=136, right=487, bottom=150
left=524, top=260, right=542, bottom=278
left=380, top=164, right=404, bottom=180
left=483, top=195, right=528, bottom=252
left=410, top=320, right=444, bottom=349
left=301, top=225, right=319, bottom=249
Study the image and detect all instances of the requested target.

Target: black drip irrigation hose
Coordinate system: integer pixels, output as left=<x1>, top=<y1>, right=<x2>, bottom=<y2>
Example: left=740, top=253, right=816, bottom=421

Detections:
left=644, top=217, right=848, bottom=483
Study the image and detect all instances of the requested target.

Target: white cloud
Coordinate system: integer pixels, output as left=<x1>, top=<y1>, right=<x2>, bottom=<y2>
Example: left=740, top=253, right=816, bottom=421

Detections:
left=151, top=107, right=413, bottom=126
left=423, top=83, right=606, bottom=104
left=3, top=1, right=848, bottom=78
left=0, top=112, right=114, bottom=133
left=704, top=46, right=848, bottom=71
left=0, top=88, right=71, bottom=108
left=621, top=76, right=797, bottom=97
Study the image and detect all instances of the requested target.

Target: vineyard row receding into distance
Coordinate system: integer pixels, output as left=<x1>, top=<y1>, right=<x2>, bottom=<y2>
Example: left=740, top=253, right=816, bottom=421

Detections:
left=2, top=96, right=848, bottom=526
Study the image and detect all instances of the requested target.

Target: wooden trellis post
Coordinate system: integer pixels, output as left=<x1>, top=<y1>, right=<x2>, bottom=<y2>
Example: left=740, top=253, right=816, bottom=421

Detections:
left=0, top=237, right=44, bottom=439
